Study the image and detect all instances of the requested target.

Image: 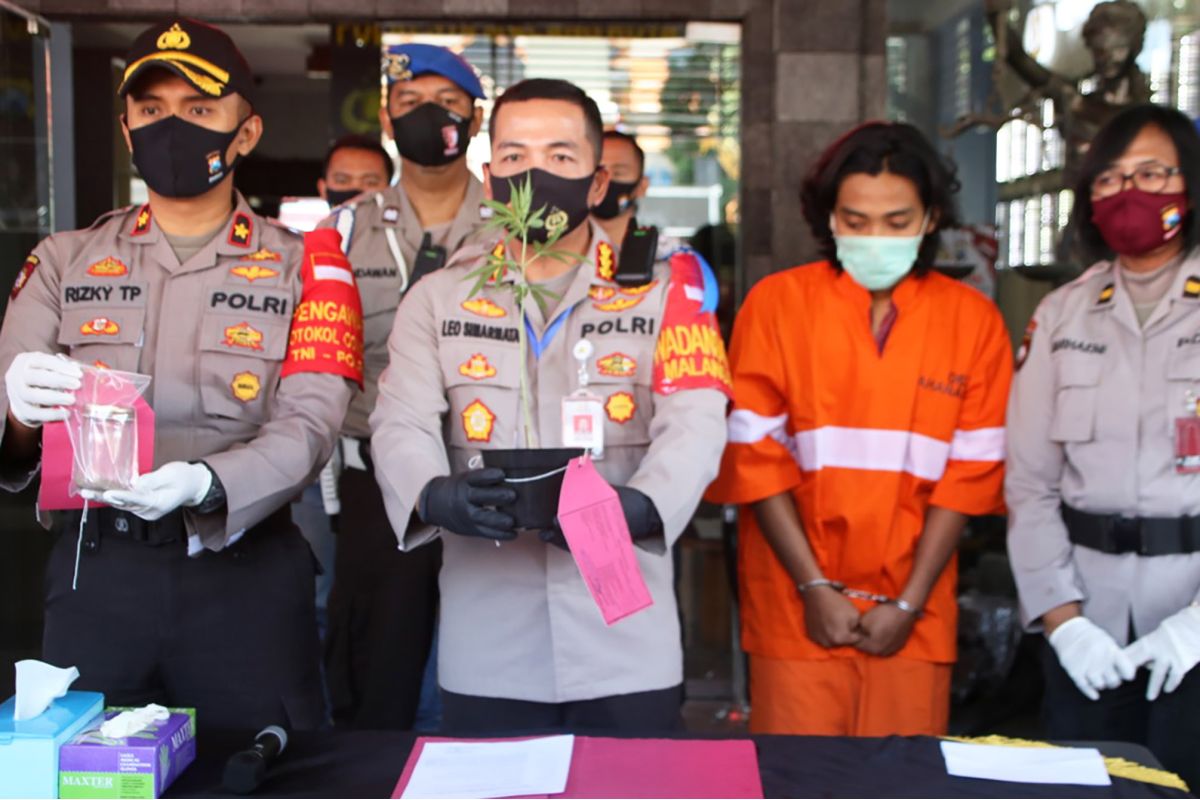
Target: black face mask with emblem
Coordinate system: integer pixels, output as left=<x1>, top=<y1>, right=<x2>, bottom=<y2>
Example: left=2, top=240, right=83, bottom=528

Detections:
left=590, top=179, right=639, bottom=220
left=489, top=168, right=596, bottom=244
left=129, top=115, right=246, bottom=199
left=390, top=103, right=472, bottom=168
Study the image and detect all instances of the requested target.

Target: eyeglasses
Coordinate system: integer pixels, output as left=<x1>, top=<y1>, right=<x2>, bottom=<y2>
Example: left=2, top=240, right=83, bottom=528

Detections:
left=1090, top=163, right=1183, bottom=198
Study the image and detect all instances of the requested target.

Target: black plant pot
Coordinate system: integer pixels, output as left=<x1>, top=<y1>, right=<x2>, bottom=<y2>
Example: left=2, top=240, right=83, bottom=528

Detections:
left=481, top=447, right=585, bottom=530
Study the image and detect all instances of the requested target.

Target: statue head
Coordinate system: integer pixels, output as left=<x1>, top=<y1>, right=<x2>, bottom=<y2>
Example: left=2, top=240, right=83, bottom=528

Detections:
left=1082, top=1, right=1147, bottom=82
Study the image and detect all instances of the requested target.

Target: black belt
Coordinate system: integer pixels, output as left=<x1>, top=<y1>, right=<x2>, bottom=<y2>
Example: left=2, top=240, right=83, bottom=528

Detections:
left=1062, top=504, right=1200, bottom=556
left=62, top=503, right=292, bottom=547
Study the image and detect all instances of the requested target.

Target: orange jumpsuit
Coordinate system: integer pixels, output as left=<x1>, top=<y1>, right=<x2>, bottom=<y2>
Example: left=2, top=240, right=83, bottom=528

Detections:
left=706, top=262, right=1012, bottom=735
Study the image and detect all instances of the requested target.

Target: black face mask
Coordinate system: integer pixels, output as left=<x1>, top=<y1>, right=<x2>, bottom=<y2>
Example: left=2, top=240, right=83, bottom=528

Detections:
left=129, top=115, right=246, bottom=199
left=391, top=103, right=472, bottom=168
left=324, top=188, right=362, bottom=208
left=591, top=178, right=640, bottom=220
left=489, top=168, right=596, bottom=244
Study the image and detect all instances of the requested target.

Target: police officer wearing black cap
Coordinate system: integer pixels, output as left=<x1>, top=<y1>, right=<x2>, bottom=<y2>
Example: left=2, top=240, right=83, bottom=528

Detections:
left=0, top=18, right=360, bottom=729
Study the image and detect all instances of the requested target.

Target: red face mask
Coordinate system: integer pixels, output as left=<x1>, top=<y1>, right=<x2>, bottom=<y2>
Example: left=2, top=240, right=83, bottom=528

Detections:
left=1091, top=188, right=1188, bottom=256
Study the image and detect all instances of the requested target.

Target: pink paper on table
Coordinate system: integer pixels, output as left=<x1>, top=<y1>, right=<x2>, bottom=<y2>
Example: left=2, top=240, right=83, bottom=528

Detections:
left=38, top=396, right=155, bottom=511
left=392, top=736, right=764, bottom=799
left=556, top=456, right=653, bottom=625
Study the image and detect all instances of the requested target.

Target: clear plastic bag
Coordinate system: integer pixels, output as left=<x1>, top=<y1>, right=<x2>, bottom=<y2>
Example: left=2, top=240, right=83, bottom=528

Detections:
left=63, top=363, right=151, bottom=495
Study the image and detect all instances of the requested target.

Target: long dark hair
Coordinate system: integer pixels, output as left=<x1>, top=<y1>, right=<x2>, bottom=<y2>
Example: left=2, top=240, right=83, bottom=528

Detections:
left=1072, top=103, right=1200, bottom=263
left=800, top=121, right=961, bottom=276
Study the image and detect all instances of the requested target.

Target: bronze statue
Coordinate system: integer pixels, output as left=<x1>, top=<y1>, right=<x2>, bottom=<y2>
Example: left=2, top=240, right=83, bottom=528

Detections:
left=986, top=0, right=1151, bottom=185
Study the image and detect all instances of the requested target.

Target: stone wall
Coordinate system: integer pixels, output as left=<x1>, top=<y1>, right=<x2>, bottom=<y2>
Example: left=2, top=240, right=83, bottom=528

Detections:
left=28, top=0, right=887, bottom=290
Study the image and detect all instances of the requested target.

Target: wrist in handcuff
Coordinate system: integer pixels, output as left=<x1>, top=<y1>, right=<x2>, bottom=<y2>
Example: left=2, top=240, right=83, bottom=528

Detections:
left=796, top=578, right=925, bottom=618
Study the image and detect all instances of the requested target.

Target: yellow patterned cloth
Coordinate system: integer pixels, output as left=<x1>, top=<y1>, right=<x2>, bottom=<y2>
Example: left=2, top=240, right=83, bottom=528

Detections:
left=943, top=735, right=1190, bottom=793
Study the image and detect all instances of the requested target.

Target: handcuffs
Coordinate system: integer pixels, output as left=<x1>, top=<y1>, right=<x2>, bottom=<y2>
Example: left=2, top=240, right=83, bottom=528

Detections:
left=797, top=578, right=924, bottom=618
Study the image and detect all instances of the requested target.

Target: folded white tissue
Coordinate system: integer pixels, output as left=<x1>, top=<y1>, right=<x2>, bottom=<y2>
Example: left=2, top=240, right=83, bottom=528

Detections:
left=99, top=704, right=170, bottom=739
left=13, top=659, right=80, bottom=721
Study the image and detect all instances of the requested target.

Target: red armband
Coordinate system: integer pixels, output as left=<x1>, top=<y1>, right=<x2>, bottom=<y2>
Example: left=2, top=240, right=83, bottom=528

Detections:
left=280, top=228, right=365, bottom=388
left=651, top=250, right=732, bottom=398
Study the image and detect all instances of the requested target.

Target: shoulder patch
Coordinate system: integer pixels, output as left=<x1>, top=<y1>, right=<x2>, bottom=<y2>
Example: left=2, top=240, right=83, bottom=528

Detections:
left=130, top=204, right=152, bottom=236
left=228, top=212, right=253, bottom=247
left=595, top=241, right=616, bottom=282
left=11, top=255, right=39, bottom=300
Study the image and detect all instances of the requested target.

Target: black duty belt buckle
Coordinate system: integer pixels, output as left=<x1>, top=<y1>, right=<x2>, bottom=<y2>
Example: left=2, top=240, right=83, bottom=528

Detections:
left=1110, top=516, right=1143, bottom=554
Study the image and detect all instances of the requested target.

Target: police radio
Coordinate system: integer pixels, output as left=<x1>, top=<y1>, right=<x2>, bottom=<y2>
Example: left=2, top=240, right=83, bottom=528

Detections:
left=408, top=232, right=447, bottom=288
left=615, top=220, right=658, bottom=287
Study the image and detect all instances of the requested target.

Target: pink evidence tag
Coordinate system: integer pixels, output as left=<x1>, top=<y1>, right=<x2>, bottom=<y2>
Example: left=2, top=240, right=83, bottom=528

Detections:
left=1175, top=417, right=1200, bottom=474
left=557, top=455, right=654, bottom=626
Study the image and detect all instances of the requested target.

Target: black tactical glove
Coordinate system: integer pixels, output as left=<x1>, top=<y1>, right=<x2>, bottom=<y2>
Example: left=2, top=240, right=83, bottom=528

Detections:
left=418, top=468, right=518, bottom=541
left=539, top=485, right=663, bottom=551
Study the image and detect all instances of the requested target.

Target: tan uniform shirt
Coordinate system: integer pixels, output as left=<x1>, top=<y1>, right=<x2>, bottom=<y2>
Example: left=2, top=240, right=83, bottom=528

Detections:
left=0, top=195, right=353, bottom=550
left=321, top=178, right=486, bottom=438
left=1006, top=248, right=1200, bottom=643
left=370, top=222, right=729, bottom=702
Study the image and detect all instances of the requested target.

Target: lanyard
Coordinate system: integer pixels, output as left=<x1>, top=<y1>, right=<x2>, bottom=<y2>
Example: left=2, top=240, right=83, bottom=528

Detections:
left=524, top=307, right=574, bottom=360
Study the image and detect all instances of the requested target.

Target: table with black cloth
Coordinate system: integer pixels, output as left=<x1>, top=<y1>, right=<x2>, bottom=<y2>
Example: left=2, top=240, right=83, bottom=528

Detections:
left=167, top=729, right=1192, bottom=799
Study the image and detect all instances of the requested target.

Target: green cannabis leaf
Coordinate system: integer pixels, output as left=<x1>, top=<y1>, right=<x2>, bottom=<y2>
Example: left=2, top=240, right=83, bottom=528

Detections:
left=463, top=174, right=591, bottom=448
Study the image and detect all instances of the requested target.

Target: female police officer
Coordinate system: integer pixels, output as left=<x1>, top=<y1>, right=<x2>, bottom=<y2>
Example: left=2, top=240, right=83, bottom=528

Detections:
left=1007, top=104, right=1200, bottom=788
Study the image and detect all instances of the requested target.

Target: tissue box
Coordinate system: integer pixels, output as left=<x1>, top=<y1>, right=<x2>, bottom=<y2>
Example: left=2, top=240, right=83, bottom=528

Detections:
left=0, top=690, right=104, bottom=799
left=58, top=709, right=196, bottom=799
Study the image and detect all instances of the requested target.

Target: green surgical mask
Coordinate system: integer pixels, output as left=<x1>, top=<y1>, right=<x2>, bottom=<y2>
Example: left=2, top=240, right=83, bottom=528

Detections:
left=832, top=213, right=929, bottom=291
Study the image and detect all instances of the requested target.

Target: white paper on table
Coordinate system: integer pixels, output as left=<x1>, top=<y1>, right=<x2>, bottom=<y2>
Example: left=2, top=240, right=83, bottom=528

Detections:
left=401, top=734, right=575, bottom=799
left=940, top=741, right=1112, bottom=786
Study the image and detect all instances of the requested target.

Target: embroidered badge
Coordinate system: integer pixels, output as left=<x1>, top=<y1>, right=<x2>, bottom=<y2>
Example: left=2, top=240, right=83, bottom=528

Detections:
left=461, top=399, right=495, bottom=442
left=595, top=241, right=616, bottom=282
left=230, top=265, right=279, bottom=283
left=597, top=352, right=637, bottom=378
left=11, top=255, right=38, bottom=300
left=244, top=248, right=282, bottom=262
left=228, top=212, right=253, bottom=247
left=231, top=371, right=261, bottom=402
left=458, top=353, right=497, bottom=380
left=80, top=317, right=120, bottom=336
left=605, top=391, right=636, bottom=424
left=222, top=322, right=265, bottom=351
left=461, top=298, right=508, bottom=318
left=87, top=257, right=129, bottom=277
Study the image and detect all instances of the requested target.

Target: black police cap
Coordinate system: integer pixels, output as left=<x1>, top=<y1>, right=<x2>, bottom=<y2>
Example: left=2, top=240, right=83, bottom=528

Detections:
left=119, top=19, right=254, bottom=102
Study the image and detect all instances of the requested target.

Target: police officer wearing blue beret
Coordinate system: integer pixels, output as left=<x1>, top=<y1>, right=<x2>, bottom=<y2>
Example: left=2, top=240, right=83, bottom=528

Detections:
left=318, top=43, right=489, bottom=730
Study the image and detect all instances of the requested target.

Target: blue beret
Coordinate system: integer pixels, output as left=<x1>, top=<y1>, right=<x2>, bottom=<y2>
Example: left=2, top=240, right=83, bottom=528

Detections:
left=382, top=43, right=484, bottom=100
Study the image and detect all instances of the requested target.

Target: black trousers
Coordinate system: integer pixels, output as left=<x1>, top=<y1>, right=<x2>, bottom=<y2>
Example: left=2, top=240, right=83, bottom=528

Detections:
left=1041, top=640, right=1200, bottom=790
left=43, top=509, right=324, bottom=730
left=324, top=466, right=441, bottom=730
left=441, top=684, right=685, bottom=735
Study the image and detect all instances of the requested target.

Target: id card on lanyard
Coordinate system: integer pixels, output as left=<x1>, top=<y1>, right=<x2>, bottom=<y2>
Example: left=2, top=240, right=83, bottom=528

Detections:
left=562, top=339, right=604, bottom=457
left=1175, top=390, right=1200, bottom=473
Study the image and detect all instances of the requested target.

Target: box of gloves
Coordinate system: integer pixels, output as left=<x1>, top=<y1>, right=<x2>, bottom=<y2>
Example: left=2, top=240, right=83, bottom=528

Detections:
left=58, top=706, right=196, bottom=799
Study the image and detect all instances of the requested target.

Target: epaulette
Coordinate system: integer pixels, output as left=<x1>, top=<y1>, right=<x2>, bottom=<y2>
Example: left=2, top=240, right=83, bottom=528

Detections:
left=87, top=204, right=137, bottom=230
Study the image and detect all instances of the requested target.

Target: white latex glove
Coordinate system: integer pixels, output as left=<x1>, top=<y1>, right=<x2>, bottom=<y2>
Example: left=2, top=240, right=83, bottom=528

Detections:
left=83, top=461, right=213, bottom=521
left=1048, top=616, right=1136, bottom=701
left=4, top=352, right=81, bottom=427
left=319, top=447, right=342, bottom=517
left=1124, top=605, right=1200, bottom=702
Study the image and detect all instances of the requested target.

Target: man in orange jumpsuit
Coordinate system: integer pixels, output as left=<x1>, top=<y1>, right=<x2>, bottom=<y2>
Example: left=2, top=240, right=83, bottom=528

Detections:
left=707, top=122, right=1012, bottom=736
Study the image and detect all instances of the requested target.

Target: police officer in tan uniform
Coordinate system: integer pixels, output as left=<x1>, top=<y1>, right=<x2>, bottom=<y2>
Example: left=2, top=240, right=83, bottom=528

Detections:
left=1007, top=104, right=1200, bottom=787
left=319, top=43, right=488, bottom=730
left=370, top=78, right=730, bottom=733
left=0, top=19, right=360, bottom=730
